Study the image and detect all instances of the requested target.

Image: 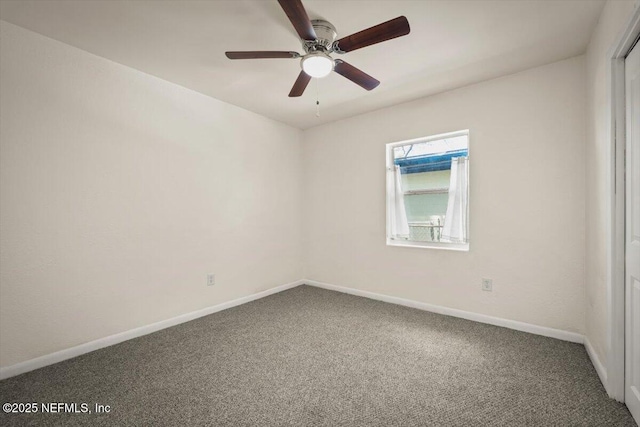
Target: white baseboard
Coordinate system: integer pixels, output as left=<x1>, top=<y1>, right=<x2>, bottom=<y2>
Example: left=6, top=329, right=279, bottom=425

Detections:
left=304, top=280, right=584, bottom=344
left=0, top=278, right=592, bottom=381
left=0, top=279, right=304, bottom=380
left=584, top=337, right=608, bottom=389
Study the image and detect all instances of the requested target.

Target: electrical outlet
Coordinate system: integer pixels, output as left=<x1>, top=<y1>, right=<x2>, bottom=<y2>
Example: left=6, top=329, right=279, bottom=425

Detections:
left=207, top=274, right=215, bottom=286
left=481, top=278, right=493, bottom=292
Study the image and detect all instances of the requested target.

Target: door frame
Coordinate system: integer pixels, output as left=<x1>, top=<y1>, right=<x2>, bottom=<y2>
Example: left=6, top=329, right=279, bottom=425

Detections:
left=608, top=4, right=640, bottom=402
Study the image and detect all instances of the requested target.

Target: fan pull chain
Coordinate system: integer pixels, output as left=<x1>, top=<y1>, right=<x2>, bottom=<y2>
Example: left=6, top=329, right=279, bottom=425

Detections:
left=315, top=78, right=320, bottom=117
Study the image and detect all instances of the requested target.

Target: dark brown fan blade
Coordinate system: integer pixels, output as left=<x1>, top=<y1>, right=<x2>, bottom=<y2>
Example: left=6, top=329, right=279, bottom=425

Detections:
left=277, top=0, right=317, bottom=41
left=289, top=71, right=312, bottom=97
left=333, top=16, right=410, bottom=53
left=334, top=60, right=380, bottom=91
left=225, top=51, right=299, bottom=59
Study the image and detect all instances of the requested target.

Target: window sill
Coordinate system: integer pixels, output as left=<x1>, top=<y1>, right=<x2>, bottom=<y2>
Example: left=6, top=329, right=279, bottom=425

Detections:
left=386, top=238, right=469, bottom=251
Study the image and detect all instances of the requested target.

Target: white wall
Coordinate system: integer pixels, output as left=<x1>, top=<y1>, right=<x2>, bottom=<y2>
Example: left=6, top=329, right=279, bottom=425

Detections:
left=303, top=56, right=587, bottom=334
left=584, top=0, right=637, bottom=371
left=0, top=21, right=303, bottom=368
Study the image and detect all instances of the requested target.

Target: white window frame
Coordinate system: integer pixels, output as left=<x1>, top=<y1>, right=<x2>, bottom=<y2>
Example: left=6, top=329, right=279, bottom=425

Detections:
left=386, top=129, right=470, bottom=251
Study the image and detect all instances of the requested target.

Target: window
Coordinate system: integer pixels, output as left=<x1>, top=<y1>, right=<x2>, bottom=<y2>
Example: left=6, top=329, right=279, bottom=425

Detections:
left=386, top=130, right=469, bottom=250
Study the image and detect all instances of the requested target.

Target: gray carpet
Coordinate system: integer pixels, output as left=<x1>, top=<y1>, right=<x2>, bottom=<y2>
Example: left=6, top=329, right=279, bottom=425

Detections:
left=0, top=285, right=636, bottom=426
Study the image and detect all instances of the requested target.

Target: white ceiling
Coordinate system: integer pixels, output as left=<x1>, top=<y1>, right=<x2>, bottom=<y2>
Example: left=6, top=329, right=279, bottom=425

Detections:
left=0, top=0, right=604, bottom=130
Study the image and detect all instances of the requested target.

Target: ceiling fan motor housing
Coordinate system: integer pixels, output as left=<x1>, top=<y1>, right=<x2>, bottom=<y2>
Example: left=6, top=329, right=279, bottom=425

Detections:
left=305, top=20, right=337, bottom=52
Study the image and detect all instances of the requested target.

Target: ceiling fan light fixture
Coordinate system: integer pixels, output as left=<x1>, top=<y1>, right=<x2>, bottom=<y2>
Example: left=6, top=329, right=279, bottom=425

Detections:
left=225, top=1, right=411, bottom=97
left=301, top=52, right=334, bottom=78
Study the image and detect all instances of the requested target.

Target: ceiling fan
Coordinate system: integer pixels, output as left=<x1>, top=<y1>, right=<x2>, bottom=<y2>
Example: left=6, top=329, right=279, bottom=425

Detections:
left=225, top=0, right=410, bottom=97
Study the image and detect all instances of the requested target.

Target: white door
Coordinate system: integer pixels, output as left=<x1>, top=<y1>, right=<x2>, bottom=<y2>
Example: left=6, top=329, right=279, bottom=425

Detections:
left=625, top=39, right=640, bottom=424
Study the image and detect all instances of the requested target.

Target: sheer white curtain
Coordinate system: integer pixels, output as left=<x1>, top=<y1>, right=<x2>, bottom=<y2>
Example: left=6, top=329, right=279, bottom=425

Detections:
left=387, top=165, right=410, bottom=238
left=442, top=157, right=468, bottom=243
